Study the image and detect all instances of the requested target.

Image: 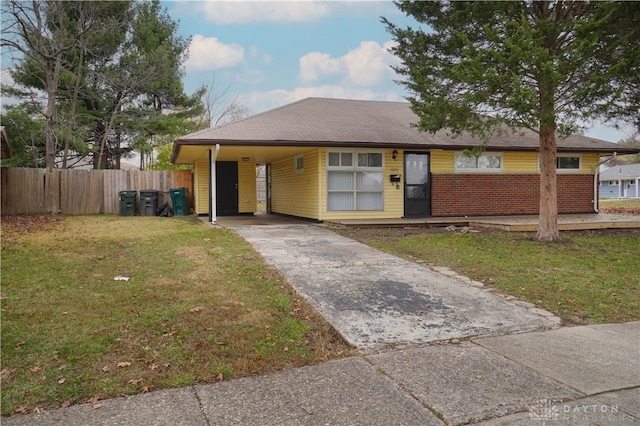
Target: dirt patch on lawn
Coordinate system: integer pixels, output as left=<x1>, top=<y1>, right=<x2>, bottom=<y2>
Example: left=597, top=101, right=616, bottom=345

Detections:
left=1, top=215, right=65, bottom=244
left=599, top=205, right=640, bottom=215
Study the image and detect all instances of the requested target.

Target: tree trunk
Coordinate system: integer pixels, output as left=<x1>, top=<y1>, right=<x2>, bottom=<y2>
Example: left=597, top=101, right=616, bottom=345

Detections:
left=537, top=126, right=560, bottom=241
left=535, top=0, right=561, bottom=242
left=44, top=79, right=57, bottom=171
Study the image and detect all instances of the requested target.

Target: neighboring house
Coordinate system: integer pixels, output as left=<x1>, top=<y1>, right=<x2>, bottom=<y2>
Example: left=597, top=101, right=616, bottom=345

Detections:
left=171, top=97, right=639, bottom=222
left=599, top=163, right=640, bottom=199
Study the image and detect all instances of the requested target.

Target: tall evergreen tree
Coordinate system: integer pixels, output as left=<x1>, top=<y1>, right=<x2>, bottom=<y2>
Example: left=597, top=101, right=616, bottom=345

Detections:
left=384, top=1, right=639, bottom=241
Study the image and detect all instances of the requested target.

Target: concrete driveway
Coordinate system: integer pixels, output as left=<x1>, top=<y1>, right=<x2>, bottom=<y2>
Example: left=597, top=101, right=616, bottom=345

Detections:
left=231, top=224, right=555, bottom=350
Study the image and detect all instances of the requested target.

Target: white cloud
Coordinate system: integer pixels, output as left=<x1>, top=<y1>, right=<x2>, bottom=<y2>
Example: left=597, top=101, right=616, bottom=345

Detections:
left=197, top=1, right=331, bottom=24
left=240, top=85, right=403, bottom=114
left=185, top=35, right=245, bottom=72
left=345, top=40, right=400, bottom=86
left=298, top=40, right=399, bottom=87
left=299, top=52, right=343, bottom=83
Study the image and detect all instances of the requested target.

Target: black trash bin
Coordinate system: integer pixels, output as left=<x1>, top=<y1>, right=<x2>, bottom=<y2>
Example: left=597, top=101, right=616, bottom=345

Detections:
left=119, top=190, right=137, bottom=216
left=139, top=190, right=159, bottom=216
left=169, top=187, right=189, bottom=216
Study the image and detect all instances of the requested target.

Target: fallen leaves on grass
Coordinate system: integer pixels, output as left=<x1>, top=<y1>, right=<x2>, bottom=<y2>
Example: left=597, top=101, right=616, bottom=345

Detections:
left=1, top=215, right=63, bottom=240
left=116, top=362, right=131, bottom=368
left=189, top=306, right=203, bottom=313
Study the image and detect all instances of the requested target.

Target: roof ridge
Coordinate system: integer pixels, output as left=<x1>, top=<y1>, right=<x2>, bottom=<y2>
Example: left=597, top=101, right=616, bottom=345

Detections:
left=198, top=97, right=412, bottom=133
left=203, top=97, right=310, bottom=131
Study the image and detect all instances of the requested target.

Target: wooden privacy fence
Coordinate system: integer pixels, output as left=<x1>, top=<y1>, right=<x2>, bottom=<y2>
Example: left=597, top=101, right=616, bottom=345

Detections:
left=1, top=168, right=193, bottom=215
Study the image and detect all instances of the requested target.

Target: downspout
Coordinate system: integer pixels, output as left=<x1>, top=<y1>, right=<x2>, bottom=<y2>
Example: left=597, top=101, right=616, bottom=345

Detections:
left=209, top=144, right=220, bottom=223
left=594, top=153, right=616, bottom=213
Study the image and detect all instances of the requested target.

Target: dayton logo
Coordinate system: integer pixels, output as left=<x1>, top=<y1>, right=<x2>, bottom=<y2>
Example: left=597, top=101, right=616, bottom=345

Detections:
left=529, top=399, right=560, bottom=424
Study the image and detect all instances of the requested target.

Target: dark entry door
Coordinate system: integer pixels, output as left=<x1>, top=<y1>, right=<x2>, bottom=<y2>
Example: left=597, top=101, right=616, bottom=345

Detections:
left=216, top=161, right=239, bottom=216
left=266, top=163, right=272, bottom=214
left=404, top=152, right=431, bottom=217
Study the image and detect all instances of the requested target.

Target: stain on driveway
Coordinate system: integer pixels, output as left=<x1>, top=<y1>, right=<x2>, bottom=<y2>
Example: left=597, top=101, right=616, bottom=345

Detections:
left=232, top=224, right=553, bottom=350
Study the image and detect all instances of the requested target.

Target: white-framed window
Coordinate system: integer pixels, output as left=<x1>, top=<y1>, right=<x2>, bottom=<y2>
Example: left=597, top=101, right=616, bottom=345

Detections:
left=537, top=153, right=582, bottom=172
left=556, top=154, right=581, bottom=172
left=294, top=154, right=304, bottom=173
left=327, top=150, right=384, bottom=211
left=454, top=152, right=502, bottom=172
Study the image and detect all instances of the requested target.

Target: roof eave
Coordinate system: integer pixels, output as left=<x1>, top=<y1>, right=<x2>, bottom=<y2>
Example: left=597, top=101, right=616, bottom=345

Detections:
left=171, top=138, right=634, bottom=161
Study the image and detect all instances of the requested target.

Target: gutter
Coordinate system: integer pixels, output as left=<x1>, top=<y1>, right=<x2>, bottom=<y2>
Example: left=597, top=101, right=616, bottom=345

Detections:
left=594, top=152, right=615, bottom=213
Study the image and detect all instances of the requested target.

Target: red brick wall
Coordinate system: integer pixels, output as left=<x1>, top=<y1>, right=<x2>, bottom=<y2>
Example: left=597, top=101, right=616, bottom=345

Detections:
left=431, top=174, right=595, bottom=216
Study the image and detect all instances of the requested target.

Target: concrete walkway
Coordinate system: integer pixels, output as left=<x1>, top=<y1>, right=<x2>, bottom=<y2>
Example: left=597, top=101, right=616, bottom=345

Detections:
left=5, top=223, right=639, bottom=425
left=232, top=224, right=555, bottom=349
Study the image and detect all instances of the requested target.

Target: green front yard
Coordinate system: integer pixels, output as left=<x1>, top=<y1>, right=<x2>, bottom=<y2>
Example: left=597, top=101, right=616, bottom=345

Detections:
left=2, top=214, right=639, bottom=416
left=0, top=216, right=352, bottom=416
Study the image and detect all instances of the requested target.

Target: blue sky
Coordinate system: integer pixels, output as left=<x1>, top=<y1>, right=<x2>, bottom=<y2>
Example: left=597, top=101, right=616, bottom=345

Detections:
left=164, top=1, right=414, bottom=114
left=164, top=0, right=632, bottom=144
left=0, top=1, right=629, bottom=144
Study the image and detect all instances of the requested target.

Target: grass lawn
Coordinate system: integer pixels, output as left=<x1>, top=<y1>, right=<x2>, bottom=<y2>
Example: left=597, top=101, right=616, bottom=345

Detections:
left=335, top=227, right=640, bottom=326
left=599, top=198, right=640, bottom=215
left=0, top=215, right=352, bottom=416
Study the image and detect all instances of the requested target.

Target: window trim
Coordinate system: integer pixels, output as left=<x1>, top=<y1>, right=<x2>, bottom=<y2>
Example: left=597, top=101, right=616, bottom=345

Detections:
left=538, top=153, right=582, bottom=173
left=555, top=153, right=582, bottom=172
left=453, top=151, right=503, bottom=173
left=327, top=149, right=384, bottom=171
left=326, top=149, right=384, bottom=211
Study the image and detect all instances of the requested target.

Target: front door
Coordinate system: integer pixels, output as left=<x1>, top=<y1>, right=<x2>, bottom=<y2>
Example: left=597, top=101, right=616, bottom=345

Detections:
left=404, top=152, right=431, bottom=217
left=216, top=161, right=239, bottom=216
left=266, top=163, right=272, bottom=214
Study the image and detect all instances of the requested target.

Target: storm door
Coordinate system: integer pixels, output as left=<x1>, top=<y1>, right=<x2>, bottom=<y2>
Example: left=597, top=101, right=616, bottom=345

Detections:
left=404, top=152, right=431, bottom=217
left=216, top=161, right=239, bottom=216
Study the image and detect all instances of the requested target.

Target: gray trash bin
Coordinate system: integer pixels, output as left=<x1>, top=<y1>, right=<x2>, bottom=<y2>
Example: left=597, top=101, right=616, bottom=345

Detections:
left=139, top=190, right=159, bottom=216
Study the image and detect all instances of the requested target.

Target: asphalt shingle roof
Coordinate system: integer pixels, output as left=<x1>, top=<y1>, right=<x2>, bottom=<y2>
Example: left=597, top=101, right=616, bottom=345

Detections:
left=600, top=163, right=640, bottom=180
left=174, top=97, right=636, bottom=153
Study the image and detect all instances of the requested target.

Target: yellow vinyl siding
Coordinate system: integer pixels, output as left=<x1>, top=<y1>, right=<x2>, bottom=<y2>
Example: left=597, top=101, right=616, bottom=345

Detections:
left=430, top=150, right=454, bottom=173
left=503, top=152, right=539, bottom=173
left=431, top=151, right=598, bottom=174
left=581, top=153, right=600, bottom=173
left=237, top=161, right=257, bottom=213
left=271, top=149, right=320, bottom=219
left=319, top=149, right=404, bottom=221
left=194, top=160, right=209, bottom=214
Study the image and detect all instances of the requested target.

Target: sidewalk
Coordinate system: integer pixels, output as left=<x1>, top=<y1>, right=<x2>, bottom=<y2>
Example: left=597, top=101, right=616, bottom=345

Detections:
left=4, top=322, right=638, bottom=425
